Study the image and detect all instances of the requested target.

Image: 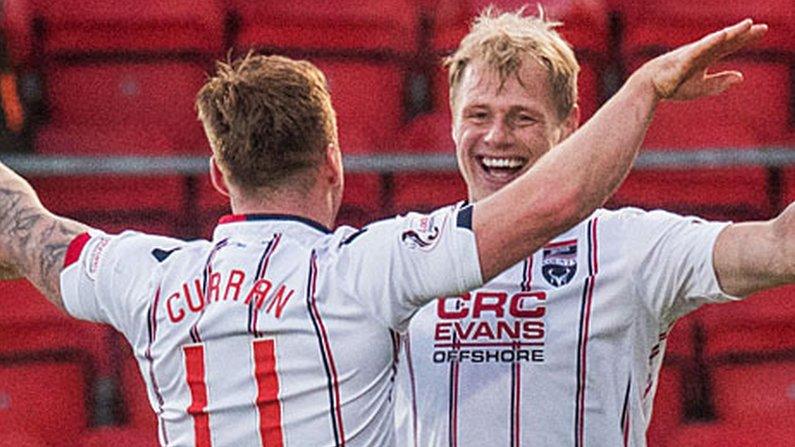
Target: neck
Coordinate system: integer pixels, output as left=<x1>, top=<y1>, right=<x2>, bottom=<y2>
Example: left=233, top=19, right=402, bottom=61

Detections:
left=229, top=188, right=336, bottom=230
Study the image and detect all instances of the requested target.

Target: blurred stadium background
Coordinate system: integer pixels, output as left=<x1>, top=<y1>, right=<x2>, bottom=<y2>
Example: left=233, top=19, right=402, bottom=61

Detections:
left=0, top=0, right=792, bottom=446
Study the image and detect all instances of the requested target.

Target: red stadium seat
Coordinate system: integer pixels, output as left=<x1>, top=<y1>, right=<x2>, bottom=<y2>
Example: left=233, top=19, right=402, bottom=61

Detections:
left=646, top=364, right=685, bottom=447
left=699, top=286, right=795, bottom=358
left=337, top=173, right=385, bottom=228
left=229, top=0, right=419, bottom=154
left=30, top=0, right=224, bottom=55
left=20, top=0, right=223, bottom=156
left=35, top=63, right=210, bottom=155
left=662, top=420, right=795, bottom=447
left=0, top=280, right=107, bottom=362
left=229, top=1, right=417, bottom=54
left=620, top=0, right=794, bottom=148
left=29, top=175, right=187, bottom=236
left=0, top=0, right=35, bottom=68
left=0, top=280, right=114, bottom=418
left=0, top=431, right=47, bottom=447
left=195, top=173, right=230, bottom=239
left=618, top=0, right=795, bottom=54
left=617, top=1, right=792, bottom=222
left=426, top=0, right=610, bottom=121
left=779, top=168, right=795, bottom=210
left=0, top=356, right=90, bottom=446
left=622, top=59, right=791, bottom=150
left=400, top=111, right=455, bottom=153
left=677, top=361, right=795, bottom=446
left=710, top=361, right=795, bottom=426
left=0, top=280, right=65, bottom=326
left=79, top=427, right=158, bottom=447
left=691, top=288, right=795, bottom=444
left=609, top=167, right=772, bottom=222
left=320, top=58, right=406, bottom=154
left=664, top=311, right=700, bottom=360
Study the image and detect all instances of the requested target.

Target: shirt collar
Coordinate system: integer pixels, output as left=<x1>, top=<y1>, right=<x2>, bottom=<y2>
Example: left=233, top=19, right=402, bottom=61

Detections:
left=215, top=213, right=332, bottom=235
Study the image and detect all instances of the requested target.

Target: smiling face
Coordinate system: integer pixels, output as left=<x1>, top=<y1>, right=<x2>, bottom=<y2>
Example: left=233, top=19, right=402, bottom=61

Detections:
left=451, top=59, right=579, bottom=202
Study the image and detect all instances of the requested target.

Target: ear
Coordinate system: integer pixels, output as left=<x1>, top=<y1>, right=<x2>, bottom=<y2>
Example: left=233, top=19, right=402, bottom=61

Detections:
left=560, top=104, right=581, bottom=140
left=209, top=156, right=230, bottom=197
left=325, top=143, right=344, bottom=187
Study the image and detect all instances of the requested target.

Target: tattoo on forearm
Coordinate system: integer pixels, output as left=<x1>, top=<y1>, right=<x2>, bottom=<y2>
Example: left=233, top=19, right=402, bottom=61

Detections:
left=0, top=184, right=87, bottom=307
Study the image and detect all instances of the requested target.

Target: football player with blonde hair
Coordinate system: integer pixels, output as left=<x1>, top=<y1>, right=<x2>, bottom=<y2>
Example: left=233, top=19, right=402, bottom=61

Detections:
left=396, top=8, right=785, bottom=447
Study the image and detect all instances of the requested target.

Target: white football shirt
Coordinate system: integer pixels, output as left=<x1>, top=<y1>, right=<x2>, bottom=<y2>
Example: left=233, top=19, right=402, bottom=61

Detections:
left=60, top=207, right=481, bottom=447
left=395, top=207, right=739, bottom=447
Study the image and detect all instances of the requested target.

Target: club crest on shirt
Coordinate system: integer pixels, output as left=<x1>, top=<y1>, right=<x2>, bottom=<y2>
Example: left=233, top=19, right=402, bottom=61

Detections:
left=401, top=213, right=446, bottom=251
left=542, top=240, right=577, bottom=287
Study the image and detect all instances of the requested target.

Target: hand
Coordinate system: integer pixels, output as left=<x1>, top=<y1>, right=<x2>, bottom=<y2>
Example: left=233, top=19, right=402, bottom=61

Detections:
left=638, top=19, right=768, bottom=101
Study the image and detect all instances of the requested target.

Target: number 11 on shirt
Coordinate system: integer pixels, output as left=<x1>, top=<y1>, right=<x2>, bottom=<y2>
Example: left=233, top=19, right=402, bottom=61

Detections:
left=183, top=338, right=284, bottom=447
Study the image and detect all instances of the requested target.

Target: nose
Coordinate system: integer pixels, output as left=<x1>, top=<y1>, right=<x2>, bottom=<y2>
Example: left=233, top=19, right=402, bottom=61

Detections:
left=483, top=119, right=512, bottom=148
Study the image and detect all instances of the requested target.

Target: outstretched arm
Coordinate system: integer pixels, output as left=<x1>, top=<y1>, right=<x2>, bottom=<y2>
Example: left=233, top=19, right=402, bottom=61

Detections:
left=0, top=162, right=91, bottom=309
left=473, top=19, right=768, bottom=280
left=713, top=202, right=795, bottom=297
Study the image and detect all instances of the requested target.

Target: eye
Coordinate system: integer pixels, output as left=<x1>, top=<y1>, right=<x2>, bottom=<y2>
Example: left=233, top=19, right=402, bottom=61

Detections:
left=515, top=114, right=537, bottom=126
left=465, top=110, right=489, bottom=123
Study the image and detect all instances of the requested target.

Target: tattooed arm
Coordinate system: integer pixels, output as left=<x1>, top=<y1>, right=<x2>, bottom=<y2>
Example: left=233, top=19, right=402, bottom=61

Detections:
left=0, top=162, right=91, bottom=310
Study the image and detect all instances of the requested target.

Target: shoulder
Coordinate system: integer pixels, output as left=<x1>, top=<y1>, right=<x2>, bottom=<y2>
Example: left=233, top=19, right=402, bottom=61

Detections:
left=594, top=206, right=709, bottom=229
left=328, top=203, right=468, bottom=251
left=88, top=230, right=206, bottom=272
left=110, top=230, right=196, bottom=254
left=592, top=206, right=648, bottom=222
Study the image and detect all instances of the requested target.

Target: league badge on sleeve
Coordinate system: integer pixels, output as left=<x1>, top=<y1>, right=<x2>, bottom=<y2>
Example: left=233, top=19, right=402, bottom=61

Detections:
left=401, top=213, right=447, bottom=251
left=542, top=240, right=577, bottom=287
left=84, top=235, right=112, bottom=281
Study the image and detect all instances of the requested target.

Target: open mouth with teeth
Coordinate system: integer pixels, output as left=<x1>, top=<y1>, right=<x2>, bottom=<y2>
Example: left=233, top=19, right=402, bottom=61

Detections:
left=477, top=156, right=529, bottom=180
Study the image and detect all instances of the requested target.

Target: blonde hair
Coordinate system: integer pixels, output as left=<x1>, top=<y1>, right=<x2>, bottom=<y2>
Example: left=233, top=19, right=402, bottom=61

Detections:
left=446, top=6, right=579, bottom=120
left=196, top=53, right=338, bottom=193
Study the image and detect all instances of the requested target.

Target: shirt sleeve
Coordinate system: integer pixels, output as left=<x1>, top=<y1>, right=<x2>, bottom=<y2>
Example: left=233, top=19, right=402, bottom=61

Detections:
left=331, top=204, right=483, bottom=332
left=625, top=209, right=741, bottom=323
left=60, top=230, right=182, bottom=332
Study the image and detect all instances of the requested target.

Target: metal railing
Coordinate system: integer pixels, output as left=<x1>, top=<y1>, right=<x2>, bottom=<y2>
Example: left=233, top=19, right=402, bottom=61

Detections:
left=2, top=147, right=794, bottom=176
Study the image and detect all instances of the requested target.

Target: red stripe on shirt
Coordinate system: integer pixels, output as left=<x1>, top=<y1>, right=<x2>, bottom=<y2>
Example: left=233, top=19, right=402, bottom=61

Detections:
left=63, top=232, right=90, bottom=268
left=544, top=238, right=578, bottom=249
left=184, top=344, right=212, bottom=447
left=253, top=338, right=284, bottom=447
left=523, top=256, right=533, bottom=292
left=451, top=360, right=460, bottom=447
